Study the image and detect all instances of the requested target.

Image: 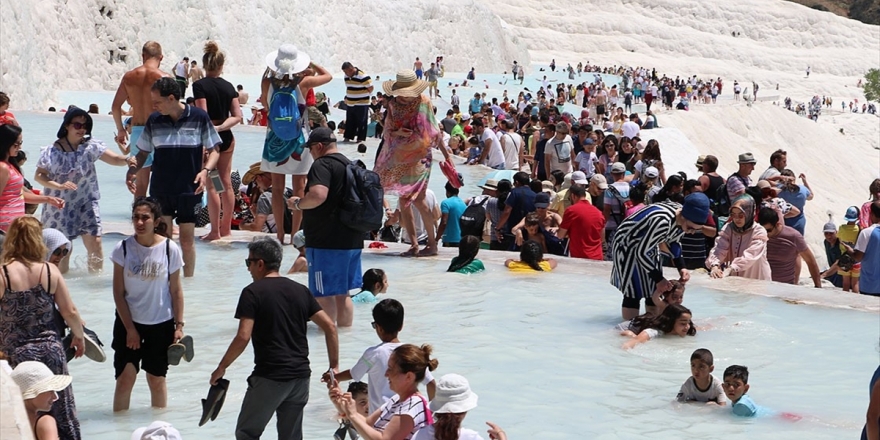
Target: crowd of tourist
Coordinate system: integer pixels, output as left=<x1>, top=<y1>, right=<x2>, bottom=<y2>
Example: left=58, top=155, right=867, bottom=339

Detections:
left=0, top=38, right=878, bottom=440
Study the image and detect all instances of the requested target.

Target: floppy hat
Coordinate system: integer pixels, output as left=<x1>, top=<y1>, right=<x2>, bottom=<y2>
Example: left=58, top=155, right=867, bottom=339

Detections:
left=681, top=192, right=711, bottom=225
left=242, top=162, right=266, bottom=185
left=429, top=374, right=478, bottom=414
left=571, top=171, right=589, bottom=185
left=534, top=192, right=551, bottom=208
left=131, top=421, right=182, bottom=440
left=541, top=180, right=555, bottom=192
left=610, top=162, right=626, bottom=174
left=737, top=152, right=757, bottom=164
left=479, top=179, right=499, bottom=191
left=383, top=70, right=429, bottom=97
left=10, top=361, right=71, bottom=400
left=844, top=206, right=860, bottom=223
left=756, top=180, right=772, bottom=190
left=590, top=174, right=608, bottom=190
left=265, top=44, right=311, bottom=76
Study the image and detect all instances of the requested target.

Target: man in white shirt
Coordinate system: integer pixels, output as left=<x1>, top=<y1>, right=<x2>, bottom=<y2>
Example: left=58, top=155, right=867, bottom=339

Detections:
left=498, top=119, right=523, bottom=171
left=544, top=121, right=574, bottom=177
left=473, top=119, right=505, bottom=169
left=622, top=113, right=640, bottom=139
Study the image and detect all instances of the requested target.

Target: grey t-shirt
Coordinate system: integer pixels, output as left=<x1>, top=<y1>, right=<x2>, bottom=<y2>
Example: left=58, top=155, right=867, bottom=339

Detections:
left=440, top=117, right=457, bottom=134
left=256, top=191, right=277, bottom=233
left=676, top=374, right=727, bottom=403
left=425, top=68, right=439, bottom=82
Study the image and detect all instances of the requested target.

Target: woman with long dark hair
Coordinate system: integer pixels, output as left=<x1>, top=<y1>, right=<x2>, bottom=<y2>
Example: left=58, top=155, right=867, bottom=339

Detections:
left=447, top=235, right=484, bottom=274
left=34, top=107, right=131, bottom=273
left=505, top=240, right=557, bottom=272
left=0, top=125, right=64, bottom=233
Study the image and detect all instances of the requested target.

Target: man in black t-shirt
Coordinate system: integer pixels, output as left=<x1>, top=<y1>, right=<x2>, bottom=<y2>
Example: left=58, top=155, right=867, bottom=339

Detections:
left=210, top=237, right=338, bottom=440
left=288, top=127, right=363, bottom=327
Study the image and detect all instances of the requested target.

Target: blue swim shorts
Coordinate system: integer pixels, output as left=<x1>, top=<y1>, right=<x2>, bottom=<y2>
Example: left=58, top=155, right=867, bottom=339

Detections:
left=129, top=125, right=154, bottom=167
left=307, top=248, right=362, bottom=297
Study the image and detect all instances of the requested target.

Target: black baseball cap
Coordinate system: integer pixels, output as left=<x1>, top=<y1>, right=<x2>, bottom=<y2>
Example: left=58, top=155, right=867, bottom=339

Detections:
left=307, top=127, right=337, bottom=146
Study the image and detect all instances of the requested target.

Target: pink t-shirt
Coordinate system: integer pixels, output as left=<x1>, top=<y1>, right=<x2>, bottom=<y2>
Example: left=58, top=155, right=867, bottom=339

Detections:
left=860, top=201, right=875, bottom=229
left=765, top=225, right=809, bottom=284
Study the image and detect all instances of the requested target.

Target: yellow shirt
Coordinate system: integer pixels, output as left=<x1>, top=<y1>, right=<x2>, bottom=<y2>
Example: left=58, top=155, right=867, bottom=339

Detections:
left=838, top=224, right=860, bottom=250
left=507, top=260, right=553, bottom=272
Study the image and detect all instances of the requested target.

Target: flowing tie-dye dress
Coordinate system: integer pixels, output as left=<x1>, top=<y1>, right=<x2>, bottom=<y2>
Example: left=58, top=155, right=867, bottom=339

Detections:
left=374, top=95, right=443, bottom=209
left=0, top=263, right=80, bottom=440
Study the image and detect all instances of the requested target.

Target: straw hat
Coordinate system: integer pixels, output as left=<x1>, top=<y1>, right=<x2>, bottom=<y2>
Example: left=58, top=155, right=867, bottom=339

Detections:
left=242, top=162, right=266, bottom=185
left=10, top=361, right=72, bottom=400
left=264, top=44, right=310, bottom=76
left=382, top=70, right=429, bottom=97
left=429, top=374, right=478, bottom=414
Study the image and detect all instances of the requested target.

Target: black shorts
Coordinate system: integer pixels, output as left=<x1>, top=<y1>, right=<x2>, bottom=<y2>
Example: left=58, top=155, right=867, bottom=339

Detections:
left=597, top=104, right=606, bottom=115
left=153, top=194, right=201, bottom=224
left=112, top=314, right=175, bottom=378
left=218, top=130, right=235, bottom=153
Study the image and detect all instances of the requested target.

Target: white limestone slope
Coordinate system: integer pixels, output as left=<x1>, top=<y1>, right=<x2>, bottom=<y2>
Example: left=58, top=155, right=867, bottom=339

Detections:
left=0, top=0, right=528, bottom=109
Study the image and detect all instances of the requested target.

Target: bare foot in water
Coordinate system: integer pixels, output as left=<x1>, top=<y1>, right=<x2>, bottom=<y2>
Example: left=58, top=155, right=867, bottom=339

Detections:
left=417, top=245, right=438, bottom=257
left=200, top=232, right=221, bottom=241
left=400, top=246, right=419, bottom=257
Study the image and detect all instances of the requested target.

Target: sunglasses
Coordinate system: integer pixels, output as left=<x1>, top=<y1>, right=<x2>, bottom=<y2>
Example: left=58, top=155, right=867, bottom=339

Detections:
left=244, top=258, right=263, bottom=268
left=52, top=247, right=69, bottom=257
left=70, top=122, right=88, bottom=130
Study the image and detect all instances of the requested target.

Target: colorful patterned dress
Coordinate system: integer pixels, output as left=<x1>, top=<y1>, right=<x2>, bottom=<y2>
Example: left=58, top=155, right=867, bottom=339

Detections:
left=0, top=263, right=80, bottom=440
left=38, top=139, right=106, bottom=239
left=374, top=95, right=443, bottom=208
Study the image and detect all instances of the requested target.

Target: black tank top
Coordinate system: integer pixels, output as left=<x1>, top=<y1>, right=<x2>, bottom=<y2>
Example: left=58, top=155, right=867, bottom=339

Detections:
left=706, top=174, right=724, bottom=199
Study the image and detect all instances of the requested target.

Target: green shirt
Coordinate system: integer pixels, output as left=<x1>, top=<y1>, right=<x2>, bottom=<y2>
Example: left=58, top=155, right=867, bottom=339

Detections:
left=454, top=259, right=485, bottom=274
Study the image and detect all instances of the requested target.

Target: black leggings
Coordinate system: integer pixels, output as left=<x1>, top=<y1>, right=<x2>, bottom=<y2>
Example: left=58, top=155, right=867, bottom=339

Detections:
left=622, top=295, right=655, bottom=310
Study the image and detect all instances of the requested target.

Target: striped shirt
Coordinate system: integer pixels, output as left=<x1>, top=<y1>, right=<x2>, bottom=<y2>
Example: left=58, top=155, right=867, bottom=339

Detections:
left=344, top=69, right=372, bottom=106
left=610, top=202, right=684, bottom=298
left=136, top=105, right=221, bottom=196
left=373, top=394, right=429, bottom=440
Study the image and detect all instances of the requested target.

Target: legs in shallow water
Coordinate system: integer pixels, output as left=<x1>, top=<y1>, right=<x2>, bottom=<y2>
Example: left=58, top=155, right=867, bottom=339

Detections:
left=398, top=201, right=419, bottom=256
left=81, top=234, right=103, bottom=273
left=203, top=146, right=235, bottom=240
left=412, top=189, right=437, bottom=256
left=316, top=295, right=354, bottom=327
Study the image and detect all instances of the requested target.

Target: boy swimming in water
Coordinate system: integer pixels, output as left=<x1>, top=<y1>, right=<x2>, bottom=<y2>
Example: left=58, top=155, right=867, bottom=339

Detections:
left=723, top=365, right=757, bottom=416
left=677, top=349, right=727, bottom=405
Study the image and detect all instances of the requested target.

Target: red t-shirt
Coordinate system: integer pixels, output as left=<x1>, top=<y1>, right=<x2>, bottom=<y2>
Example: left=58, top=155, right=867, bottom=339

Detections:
left=0, top=111, right=17, bottom=126
left=560, top=200, right=606, bottom=260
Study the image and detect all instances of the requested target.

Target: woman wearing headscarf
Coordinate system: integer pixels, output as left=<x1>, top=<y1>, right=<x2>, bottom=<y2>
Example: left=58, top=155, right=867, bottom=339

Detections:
left=705, top=194, right=772, bottom=281
left=374, top=70, right=454, bottom=257
left=34, top=107, right=133, bottom=273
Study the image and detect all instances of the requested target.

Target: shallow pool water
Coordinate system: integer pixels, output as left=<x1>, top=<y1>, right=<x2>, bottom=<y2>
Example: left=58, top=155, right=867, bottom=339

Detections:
left=11, top=112, right=878, bottom=439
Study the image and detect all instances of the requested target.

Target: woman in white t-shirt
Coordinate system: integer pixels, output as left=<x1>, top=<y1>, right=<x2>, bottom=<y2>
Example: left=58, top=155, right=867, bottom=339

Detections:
left=332, top=344, right=438, bottom=440
left=110, top=198, right=186, bottom=411
left=413, top=374, right=508, bottom=440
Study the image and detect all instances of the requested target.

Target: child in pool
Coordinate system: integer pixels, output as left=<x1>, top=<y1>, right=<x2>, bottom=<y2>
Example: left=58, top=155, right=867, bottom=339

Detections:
left=650, top=279, right=684, bottom=316
left=505, top=240, right=557, bottom=272
left=335, top=381, right=369, bottom=440
left=447, top=235, right=485, bottom=274
left=619, top=304, right=696, bottom=349
left=350, top=268, right=388, bottom=304
left=287, top=230, right=307, bottom=273
left=723, top=365, right=760, bottom=416
left=676, top=348, right=727, bottom=405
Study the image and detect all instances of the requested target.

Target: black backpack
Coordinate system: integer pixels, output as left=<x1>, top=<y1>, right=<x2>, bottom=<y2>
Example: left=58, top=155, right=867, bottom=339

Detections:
left=327, top=156, right=384, bottom=233
left=459, top=197, right=488, bottom=239
left=712, top=174, right=747, bottom=217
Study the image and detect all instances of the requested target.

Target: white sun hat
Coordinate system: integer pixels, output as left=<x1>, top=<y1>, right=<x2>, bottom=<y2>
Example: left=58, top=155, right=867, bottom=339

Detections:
left=9, top=361, right=71, bottom=400
left=131, top=421, right=182, bottom=440
left=429, top=374, right=478, bottom=414
left=264, top=44, right=311, bottom=76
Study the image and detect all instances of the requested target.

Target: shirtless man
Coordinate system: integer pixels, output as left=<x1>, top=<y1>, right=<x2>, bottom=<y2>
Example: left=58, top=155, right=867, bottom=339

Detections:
left=189, top=60, right=204, bottom=82
left=236, top=85, right=249, bottom=105
left=413, top=57, right=424, bottom=79
left=112, top=41, right=171, bottom=198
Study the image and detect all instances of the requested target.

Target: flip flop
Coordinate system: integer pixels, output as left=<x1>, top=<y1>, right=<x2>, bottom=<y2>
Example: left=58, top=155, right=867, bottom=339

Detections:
left=63, top=326, right=107, bottom=363
left=199, top=378, right=229, bottom=427
left=168, top=335, right=195, bottom=366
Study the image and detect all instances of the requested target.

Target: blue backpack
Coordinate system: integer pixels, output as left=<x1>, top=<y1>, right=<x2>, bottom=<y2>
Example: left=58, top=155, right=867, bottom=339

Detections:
left=268, top=86, right=303, bottom=141
left=327, top=156, right=385, bottom=233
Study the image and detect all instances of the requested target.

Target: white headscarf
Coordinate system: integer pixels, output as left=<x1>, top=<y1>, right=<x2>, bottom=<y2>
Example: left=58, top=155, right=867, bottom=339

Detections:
left=42, top=228, right=70, bottom=261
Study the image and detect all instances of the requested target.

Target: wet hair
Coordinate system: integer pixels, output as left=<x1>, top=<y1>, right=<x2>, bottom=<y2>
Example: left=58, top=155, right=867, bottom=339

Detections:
left=0, top=92, right=9, bottom=106
left=361, top=268, right=386, bottom=293
left=704, top=155, right=719, bottom=172
left=152, top=77, right=181, bottom=101
left=391, top=344, right=439, bottom=382
left=202, top=41, right=225, bottom=71
left=132, top=197, right=169, bottom=237
left=519, top=240, right=545, bottom=271
left=347, top=381, right=368, bottom=396
left=630, top=304, right=696, bottom=336
left=0, top=124, right=23, bottom=169
left=142, top=41, right=163, bottom=59
left=757, top=206, right=780, bottom=227
left=372, top=298, right=404, bottom=334
left=88, top=103, right=99, bottom=114
left=691, top=348, right=714, bottom=366
left=629, top=182, right=648, bottom=205
left=550, top=170, right=565, bottom=187
left=496, top=179, right=512, bottom=210
left=528, top=179, right=542, bottom=194
left=247, top=237, right=283, bottom=272
left=723, top=365, right=749, bottom=384
left=1, top=217, right=47, bottom=265
left=448, top=235, right=481, bottom=272
left=357, top=143, right=367, bottom=154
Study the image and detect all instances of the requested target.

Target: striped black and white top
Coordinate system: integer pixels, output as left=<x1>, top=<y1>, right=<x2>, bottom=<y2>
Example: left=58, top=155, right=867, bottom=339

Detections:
left=610, top=202, right=684, bottom=299
left=345, top=69, right=372, bottom=106
left=373, top=394, right=430, bottom=440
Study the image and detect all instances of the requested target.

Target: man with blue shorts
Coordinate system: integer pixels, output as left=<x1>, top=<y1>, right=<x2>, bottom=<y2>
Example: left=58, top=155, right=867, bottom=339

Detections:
left=112, top=41, right=170, bottom=198
left=289, top=127, right=363, bottom=327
